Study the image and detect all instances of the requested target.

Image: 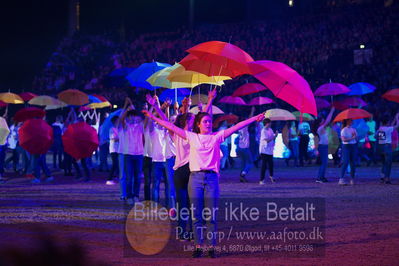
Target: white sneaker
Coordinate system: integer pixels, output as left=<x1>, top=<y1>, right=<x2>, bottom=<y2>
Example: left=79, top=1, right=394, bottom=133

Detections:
left=269, top=176, right=275, bottom=183
left=106, top=180, right=116, bottom=185
left=349, top=179, right=355, bottom=185
left=338, top=178, right=347, bottom=185
left=259, top=180, right=265, bottom=185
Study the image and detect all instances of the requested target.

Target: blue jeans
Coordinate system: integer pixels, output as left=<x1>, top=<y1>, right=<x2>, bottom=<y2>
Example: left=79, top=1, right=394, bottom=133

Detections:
left=99, top=143, right=109, bottom=171
left=220, top=145, right=229, bottom=169
left=287, top=140, right=299, bottom=166
left=33, top=154, right=51, bottom=179
left=174, top=163, right=192, bottom=235
left=188, top=171, right=219, bottom=246
left=318, top=144, right=328, bottom=179
left=119, top=154, right=143, bottom=199
left=379, top=144, right=392, bottom=178
left=341, top=144, right=357, bottom=179
left=152, top=157, right=176, bottom=209
left=236, top=147, right=253, bottom=174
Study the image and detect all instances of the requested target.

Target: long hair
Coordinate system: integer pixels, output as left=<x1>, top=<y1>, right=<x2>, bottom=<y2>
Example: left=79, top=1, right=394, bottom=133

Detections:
left=342, top=119, right=352, bottom=129
left=174, top=113, right=194, bottom=129
left=193, top=112, right=211, bottom=133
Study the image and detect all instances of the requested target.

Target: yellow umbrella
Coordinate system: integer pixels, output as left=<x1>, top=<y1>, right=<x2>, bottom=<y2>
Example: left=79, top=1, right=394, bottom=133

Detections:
left=88, top=101, right=111, bottom=109
left=58, top=89, right=89, bottom=106
left=167, top=64, right=230, bottom=87
left=190, top=105, right=224, bottom=115
left=265, top=109, right=296, bottom=121
left=29, top=95, right=67, bottom=107
left=292, top=111, right=315, bottom=121
left=147, top=63, right=188, bottom=89
left=0, top=117, right=10, bottom=145
left=0, top=92, right=23, bottom=104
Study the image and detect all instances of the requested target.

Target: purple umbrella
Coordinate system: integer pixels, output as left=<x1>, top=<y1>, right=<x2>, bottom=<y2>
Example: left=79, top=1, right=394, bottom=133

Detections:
left=314, top=83, right=350, bottom=96
left=248, top=96, right=274, bottom=106
left=315, top=97, right=331, bottom=109
left=333, top=97, right=367, bottom=110
left=219, top=96, right=247, bottom=105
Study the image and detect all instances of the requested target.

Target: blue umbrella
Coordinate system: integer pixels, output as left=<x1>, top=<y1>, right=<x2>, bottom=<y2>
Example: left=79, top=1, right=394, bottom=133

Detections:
left=159, top=88, right=190, bottom=103
left=352, top=118, right=369, bottom=140
left=126, top=62, right=171, bottom=90
left=99, top=109, right=123, bottom=142
left=88, top=95, right=102, bottom=104
left=347, top=82, right=376, bottom=96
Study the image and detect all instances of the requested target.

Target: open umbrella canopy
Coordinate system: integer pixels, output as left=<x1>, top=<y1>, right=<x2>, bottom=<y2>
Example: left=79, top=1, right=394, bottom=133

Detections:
left=147, top=63, right=183, bottom=89
left=232, top=83, right=268, bottom=97
left=182, top=41, right=254, bottom=77
left=62, top=122, right=99, bottom=160
left=29, top=95, right=67, bottom=108
left=0, top=117, right=10, bottom=145
left=0, top=101, right=7, bottom=108
left=0, top=92, right=23, bottom=104
left=333, top=108, right=372, bottom=122
left=248, top=96, right=274, bottom=106
left=126, top=62, right=171, bottom=90
left=190, top=105, right=224, bottom=115
left=19, top=92, right=37, bottom=102
left=333, top=97, right=367, bottom=110
left=159, top=88, right=190, bottom=103
left=314, top=83, right=350, bottom=96
left=315, top=97, right=331, bottom=109
left=218, top=96, right=247, bottom=105
left=264, top=109, right=296, bottom=121
left=213, top=114, right=239, bottom=128
left=58, top=89, right=89, bottom=106
left=14, top=107, right=45, bottom=122
left=382, top=88, right=399, bottom=103
left=249, top=60, right=317, bottom=116
left=347, top=82, right=376, bottom=96
left=167, top=63, right=230, bottom=87
left=18, top=119, right=53, bottom=155
left=292, top=111, right=315, bottom=121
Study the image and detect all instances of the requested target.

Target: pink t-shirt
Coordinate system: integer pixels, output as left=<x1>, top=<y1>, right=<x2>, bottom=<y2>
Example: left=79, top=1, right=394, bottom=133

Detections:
left=151, top=125, right=167, bottom=162
left=173, top=134, right=190, bottom=170
left=186, top=130, right=225, bottom=173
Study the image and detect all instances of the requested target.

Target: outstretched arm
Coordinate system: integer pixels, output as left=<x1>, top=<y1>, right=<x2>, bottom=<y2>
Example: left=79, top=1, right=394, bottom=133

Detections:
left=392, top=112, right=399, bottom=129
left=146, top=94, right=168, bottom=122
left=320, top=107, right=335, bottom=129
left=204, top=88, right=217, bottom=115
left=224, top=113, right=265, bottom=139
left=142, top=110, right=187, bottom=140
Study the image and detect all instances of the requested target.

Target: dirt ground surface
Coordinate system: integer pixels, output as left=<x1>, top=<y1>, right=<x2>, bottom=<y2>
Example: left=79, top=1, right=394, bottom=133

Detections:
left=1, top=160, right=398, bottom=265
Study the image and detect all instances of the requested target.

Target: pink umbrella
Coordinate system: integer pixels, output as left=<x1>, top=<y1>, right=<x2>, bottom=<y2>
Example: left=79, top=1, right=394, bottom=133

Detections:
left=249, top=60, right=317, bottom=116
left=0, top=100, right=7, bottom=108
left=248, top=96, right=274, bottom=106
left=315, top=97, right=331, bottom=109
left=333, top=97, right=367, bottom=110
left=232, top=83, right=267, bottom=97
left=219, top=96, right=247, bottom=105
left=19, top=92, right=37, bottom=102
left=314, top=83, right=350, bottom=96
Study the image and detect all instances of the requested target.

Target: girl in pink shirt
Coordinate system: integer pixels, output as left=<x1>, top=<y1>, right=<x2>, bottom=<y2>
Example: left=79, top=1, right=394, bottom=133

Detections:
left=143, top=109, right=264, bottom=258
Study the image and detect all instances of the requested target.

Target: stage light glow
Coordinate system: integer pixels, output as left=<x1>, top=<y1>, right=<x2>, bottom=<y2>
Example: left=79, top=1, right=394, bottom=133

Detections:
left=289, top=0, right=294, bottom=7
left=360, top=44, right=365, bottom=49
left=113, top=104, right=118, bottom=109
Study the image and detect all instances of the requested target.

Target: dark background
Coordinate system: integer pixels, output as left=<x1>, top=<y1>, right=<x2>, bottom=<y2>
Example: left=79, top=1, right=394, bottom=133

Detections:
left=0, top=0, right=357, bottom=89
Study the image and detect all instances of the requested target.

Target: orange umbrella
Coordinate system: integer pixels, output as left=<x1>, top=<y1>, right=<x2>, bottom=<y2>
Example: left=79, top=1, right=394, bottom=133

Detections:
left=58, top=89, right=89, bottom=106
left=382, top=88, right=399, bottom=103
left=0, top=92, right=23, bottom=104
left=333, top=108, right=372, bottom=122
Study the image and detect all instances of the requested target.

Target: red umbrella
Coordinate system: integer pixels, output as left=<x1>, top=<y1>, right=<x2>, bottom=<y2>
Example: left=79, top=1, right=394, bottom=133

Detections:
left=315, top=97, right=331, bottom=109
left=249, top=60, right=317, bottom=116
left=382, top=88, right=399, bottom=103
left=232, top=83, right=268, bottom=97
left=213, top=114, right=239, bottom=128
left=19, top=92, right=37, bottom=102
left=218, top=96, right=247, bottom=105
left=314, top=83, right=350, bottom=96
left=333, top=97, right=367, bottom=110
left=0, top=100, right=7, bottom=108
left=248, top=96, right=274, bottom=106
left=179, top=54, right=236, bottom=78
left=18, top=119, right=53, bottom=155
left=14, top=107, right=45, bottom=122
left=62, top=122, right=99, bottom=160
left=333, top=108, right=372, bottom=123
left=182, top=41, right=254, bottom=77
